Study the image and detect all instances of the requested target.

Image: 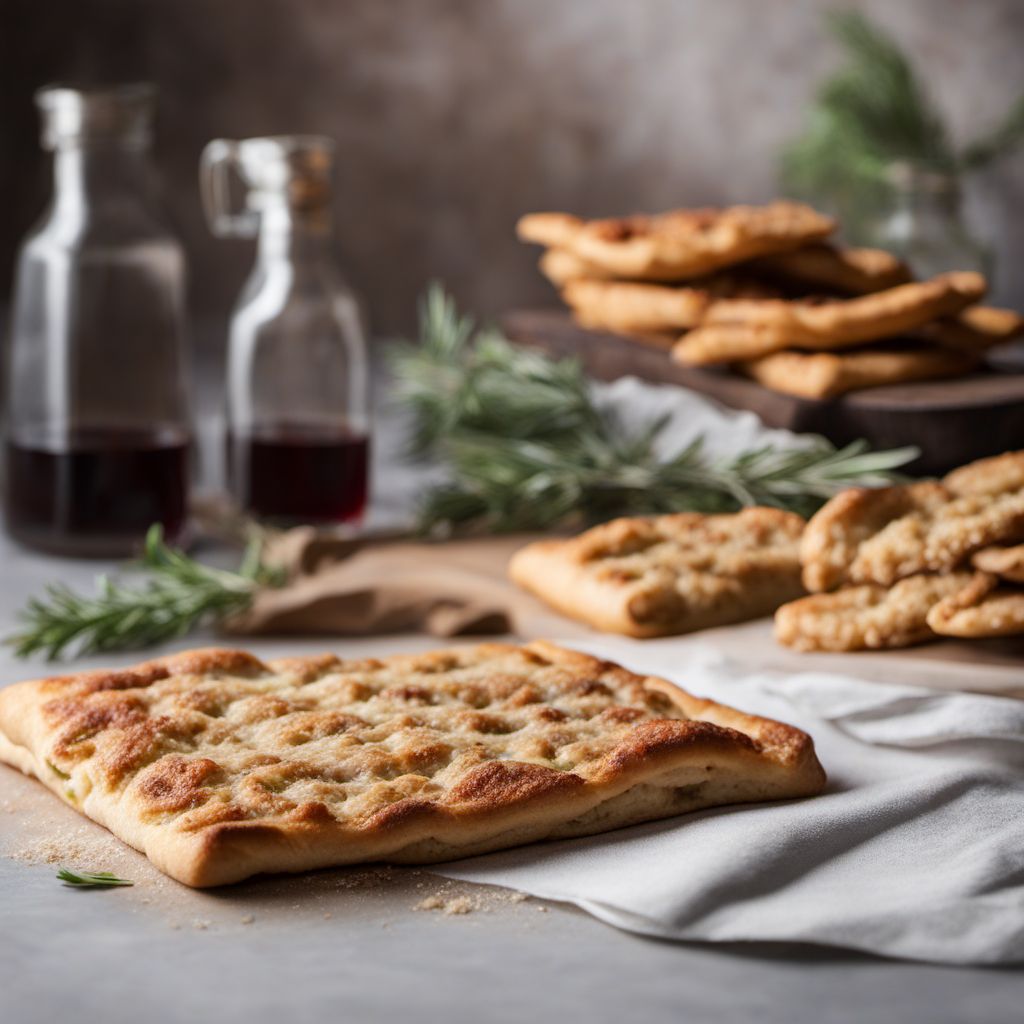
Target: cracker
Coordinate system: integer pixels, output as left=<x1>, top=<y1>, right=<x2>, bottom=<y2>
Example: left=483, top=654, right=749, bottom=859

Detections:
left=944, top=450, right=1024, bottom=497
left=563, top=276, right=779, bottom=333
left=518, top=202, right=834, bottom=281
left=750, top=243, right=912, bottom=295
left=775, top=572, right=976, bottom=652
left=910, top=305, right=1024, bottom=353
left=537, top=248, right=613, bottom=287
left=800, top=471, right=1024, bottom=592
left=738, top=345, right=977, bottom=399
left=509, top=508, right=806, bottom=638
left=672, top=272, right=987, bottom=365
left=926, top=573, right=1024, bottom=638
left=0, top=643, right=825, bottom=887
left=971, top=544, right=1024, bottom=583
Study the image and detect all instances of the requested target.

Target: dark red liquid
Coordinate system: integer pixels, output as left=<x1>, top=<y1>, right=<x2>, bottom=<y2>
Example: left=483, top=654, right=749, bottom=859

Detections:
left=4, top=428, right=190, bottom=558
left=228, top=426, right=369, bottom=525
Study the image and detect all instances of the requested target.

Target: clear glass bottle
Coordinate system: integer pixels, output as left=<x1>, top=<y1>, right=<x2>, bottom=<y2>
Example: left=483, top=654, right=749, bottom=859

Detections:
left=3, top=84, right=191, bottom=557
left=200, top=135, right=369, bottom=526
left=874, top=162, right=990, bottom=279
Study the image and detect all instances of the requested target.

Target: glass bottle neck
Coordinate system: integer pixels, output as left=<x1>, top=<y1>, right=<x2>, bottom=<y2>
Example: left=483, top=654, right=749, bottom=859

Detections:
left=51, top=142, right=151, bottom=215
left=254, top=199, right=334, bottom=265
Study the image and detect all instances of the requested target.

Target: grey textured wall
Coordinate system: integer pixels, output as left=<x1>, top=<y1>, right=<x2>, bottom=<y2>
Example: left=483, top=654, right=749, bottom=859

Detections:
left=2, top=0, right=1023, bottom=347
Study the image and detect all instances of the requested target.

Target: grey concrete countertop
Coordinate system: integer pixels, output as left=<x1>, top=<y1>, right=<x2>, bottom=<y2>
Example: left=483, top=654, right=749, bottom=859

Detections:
left=1, top=528, right=1022, bottom=1024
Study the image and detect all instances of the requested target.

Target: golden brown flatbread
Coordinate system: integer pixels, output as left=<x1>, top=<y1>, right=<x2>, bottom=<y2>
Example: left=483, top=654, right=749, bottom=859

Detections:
left=672, top=272, right=987, bottom=365
left=738, top=344, right=977, bottom=399
left=509, top=508, right=806, bottom=638
left=517, top=202, right=834, bottom=281
left=775, top=572, right=975, bottom=652
left=563, top=276, right=780, bottom=333
left=971, top=544, right=1024, bottom=583
left=749, top=243, right=912, bottom=295
left=910, top=305, right=1024, bottom=353
left=925, top=572, right=1024, bottom=638
left=799, top=464, right=1024, bottom=592
left=0, top=643, right=825, bottom=887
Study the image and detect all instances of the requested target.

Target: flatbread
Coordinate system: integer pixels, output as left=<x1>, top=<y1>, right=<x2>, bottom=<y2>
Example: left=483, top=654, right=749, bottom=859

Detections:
left=0, top=643, right=825, bottom=887
left=738, top=345, right=976, bottom=399
left=749, top=243, right=912, bottom=295
left=799, top=465, right=1024, bottom=592
left=910, top=305, right=1024, bottom=353
left=944, top=450, right=1024, bottom=498
left=538, top=248, right=614, bottom=286
left=517, top=202, right=834, bottom=281
left=971, top=544, right=1024, bottom=583
left=562, top=276, right=779, bottom=333
left=775, top=573, right=975, bottom=652
left=508, top=508, right=806, bottom=638
left=672, top=272, right=987, bottom=365
left=926, top=573, right=1024, bottom=638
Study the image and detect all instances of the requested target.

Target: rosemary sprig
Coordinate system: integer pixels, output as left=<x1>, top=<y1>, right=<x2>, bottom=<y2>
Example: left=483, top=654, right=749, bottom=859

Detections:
left=782, top=10, right=1024, bottom=232
left=8, top=526, right=284, bottom=661
left=390, top=286, right=918, bottom=535
left=57, top=867, right=133, bottom=888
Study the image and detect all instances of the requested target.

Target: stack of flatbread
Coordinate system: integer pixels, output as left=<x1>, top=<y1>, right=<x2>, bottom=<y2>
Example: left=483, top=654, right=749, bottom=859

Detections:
left=775, top=449, right=1024, bottom=651
left=517, top=202, right=1024, bottom=399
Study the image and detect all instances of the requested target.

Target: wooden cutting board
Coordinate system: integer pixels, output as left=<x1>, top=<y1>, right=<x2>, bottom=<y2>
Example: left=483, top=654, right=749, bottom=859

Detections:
left=502, top=309, right=1024, bottom=476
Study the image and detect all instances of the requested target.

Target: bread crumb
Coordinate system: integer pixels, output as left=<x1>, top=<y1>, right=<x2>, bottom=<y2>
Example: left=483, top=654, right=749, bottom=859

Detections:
left=193, top=919, right=211, bottom=930
left=323, top=912, right=333, bottom=920
left=443, top=896, right=473, bottom=915
left=240, top=914, right=255, bottom=925
left=536, top=905, right=549, bottom=913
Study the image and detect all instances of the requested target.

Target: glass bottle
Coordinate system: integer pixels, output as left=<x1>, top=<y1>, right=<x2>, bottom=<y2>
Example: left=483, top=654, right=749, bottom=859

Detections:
left=873, top=162, right=990, bottom=279
left=200, top=135, right=369, bottom=526
left=3, top=84, right=191, bottom=557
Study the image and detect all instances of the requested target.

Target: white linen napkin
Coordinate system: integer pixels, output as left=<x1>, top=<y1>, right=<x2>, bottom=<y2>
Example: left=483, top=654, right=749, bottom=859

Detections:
left=437, top=641, right=1024, bottom=965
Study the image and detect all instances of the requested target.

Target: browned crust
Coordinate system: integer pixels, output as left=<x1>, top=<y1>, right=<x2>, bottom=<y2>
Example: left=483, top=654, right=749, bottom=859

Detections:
left=944, top=450, right=1024, bottom=497
left=508, top=508, right=806, bottom=637
left=910, top=306, right=1024, bottom=353
left=775, top=572, right=976, bottom=652
left=518, top=202, right=834, bottom=281
left=0, top=642, right=825, bottom=887
left=672, top=272, right=987, bottom=366
left=971, top=544, right=1024, bottom=583
left=749, top=243, right=912, bottom=295
left=562, top=276, right=780, bottom=334
left=799, top=483, right=951, bottom=593
left=925, top=573, right=1024, bottom=638
left=738, top=345, right=977, bottom=400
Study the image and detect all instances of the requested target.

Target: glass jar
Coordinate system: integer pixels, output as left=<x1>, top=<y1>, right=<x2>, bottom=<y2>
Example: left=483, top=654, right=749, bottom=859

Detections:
left=3, top=84, right=191, bottom=557
left=200, top=135, right=369, bottom=526
left=873, top=163, right=990, bottom=279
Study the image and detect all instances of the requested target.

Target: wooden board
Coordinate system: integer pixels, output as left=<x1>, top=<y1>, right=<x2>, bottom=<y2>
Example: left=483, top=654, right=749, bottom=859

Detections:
left=502, top=309, right=1024, bottom=476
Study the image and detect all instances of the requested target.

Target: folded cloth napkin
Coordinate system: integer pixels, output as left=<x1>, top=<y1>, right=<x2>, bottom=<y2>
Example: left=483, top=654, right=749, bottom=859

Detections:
left=223, top=528, right=589, bottom=640
left=436, top=640, right=1024, bottom=965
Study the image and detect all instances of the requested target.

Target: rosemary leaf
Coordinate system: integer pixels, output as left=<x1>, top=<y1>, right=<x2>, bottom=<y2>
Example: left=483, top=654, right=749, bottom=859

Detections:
left=57, top=867, right=133, bottom=888
left=8, top=525, right=284, bottom=661
left=390, top=286, right=919, bottom=536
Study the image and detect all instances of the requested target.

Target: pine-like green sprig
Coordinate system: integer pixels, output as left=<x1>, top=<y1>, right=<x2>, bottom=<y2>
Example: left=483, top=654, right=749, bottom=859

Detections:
left=57, top=867, right=133, bottom=888
left=390, top=287, right=918, bottom=535
left=782, top=9, right=1024, bottom=225
left=8, top=526, right=284, bottom=661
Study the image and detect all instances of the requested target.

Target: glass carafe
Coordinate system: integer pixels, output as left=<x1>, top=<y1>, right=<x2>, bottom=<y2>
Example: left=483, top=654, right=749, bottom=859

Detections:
left=873, top=163, right=990, bottom=279
left=200, top=135, right=369, bottom=526
left=3, top=84, right=191, bottom=557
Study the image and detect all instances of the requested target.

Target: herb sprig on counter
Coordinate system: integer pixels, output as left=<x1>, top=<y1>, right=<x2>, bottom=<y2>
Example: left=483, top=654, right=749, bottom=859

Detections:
left=57, top=867, right=134, bottom=888
left=390, top=286, right=918, bottom=535
left=8, top=526, right=284, bottom=661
